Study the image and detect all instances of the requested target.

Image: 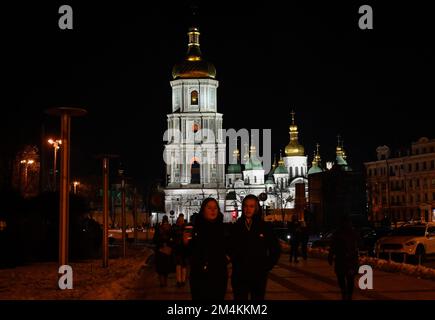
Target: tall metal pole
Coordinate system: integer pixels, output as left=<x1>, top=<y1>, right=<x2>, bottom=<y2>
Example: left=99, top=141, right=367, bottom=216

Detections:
left=59, top=113, right=70, bottom=267
left=121, top=177, right=126, bottom=257
left=103, top=157, right=109, bottom=268
left=46, top=107, right=87, bottom=271
left=133, top=187, right=138, bottom=244
left=97, top=154, right=119, bottom=268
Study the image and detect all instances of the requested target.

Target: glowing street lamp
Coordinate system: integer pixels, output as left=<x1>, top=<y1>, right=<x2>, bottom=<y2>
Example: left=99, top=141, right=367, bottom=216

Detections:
left=72, top=181, right=80, bottom=194
left=48, top=139, right=62, bottom=191
left=20, top=159, right=35, bottom=188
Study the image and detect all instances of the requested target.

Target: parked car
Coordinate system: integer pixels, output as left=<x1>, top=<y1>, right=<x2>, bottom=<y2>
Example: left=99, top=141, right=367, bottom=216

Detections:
left=375, top=222, right=435, bottom=262
left=358, top=226, right=393, bottom=256
left=310, top=226, right=392, bottom=256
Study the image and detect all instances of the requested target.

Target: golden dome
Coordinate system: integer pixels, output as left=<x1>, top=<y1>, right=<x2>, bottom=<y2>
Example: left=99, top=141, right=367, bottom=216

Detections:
left=285, top=142, right=305, bottom=157
left=284, top=110, right=305, bottom=157
left=172, top=27, right=216, bottom=80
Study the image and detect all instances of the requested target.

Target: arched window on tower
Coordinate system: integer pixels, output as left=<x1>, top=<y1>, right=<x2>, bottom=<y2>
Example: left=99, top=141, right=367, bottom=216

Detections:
left=191, top=161, right=200, bottom=184
left=295, top=167, right=299, bottom=177
left=290, top=167, right=293, bottom=177
left=191, top=90, right=198, bottom=105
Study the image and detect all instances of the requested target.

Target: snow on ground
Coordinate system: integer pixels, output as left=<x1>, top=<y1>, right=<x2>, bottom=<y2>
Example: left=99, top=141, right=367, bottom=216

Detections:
left=309, top=247, right=435, bottom=281
left=0, top=246, right=152, bottom=300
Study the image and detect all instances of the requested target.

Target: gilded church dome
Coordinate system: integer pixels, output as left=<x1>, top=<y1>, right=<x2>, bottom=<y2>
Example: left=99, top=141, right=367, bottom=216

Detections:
left=172, top=27, right=216, bottom=80
left=285, top=141, right=305, bottom=157
left=274, top=155, right=288, bottom=174
left=284, top=111, right=305, bottom=157
left=308, top=144, right=323, bottom=175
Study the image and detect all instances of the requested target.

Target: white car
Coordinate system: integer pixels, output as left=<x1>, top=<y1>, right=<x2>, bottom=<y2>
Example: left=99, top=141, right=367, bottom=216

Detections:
left=375, top=222, right=435, bottom=261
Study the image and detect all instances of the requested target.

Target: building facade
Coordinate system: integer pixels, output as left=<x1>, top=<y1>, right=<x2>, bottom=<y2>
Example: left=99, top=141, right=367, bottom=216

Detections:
left=365, top=137, right=435, bottom=224
left=163, top=27, right=311, bottom=223
left=224, top=112, right=309, bottom=222
left=164, top=27, right=226, bottom=222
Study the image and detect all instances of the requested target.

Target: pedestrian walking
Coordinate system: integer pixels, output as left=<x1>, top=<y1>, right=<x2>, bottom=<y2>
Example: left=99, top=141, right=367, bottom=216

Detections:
left=172, top=213, right=188, bottom=287
left=328, top=215, right=360, bottom=300
left=287, top=214, right=302, bottom=263
left=229, top=194, right=281, bottom=300
left=153, top=215, right=174, bottom=287
left=184, top=198, right=230, bottom=300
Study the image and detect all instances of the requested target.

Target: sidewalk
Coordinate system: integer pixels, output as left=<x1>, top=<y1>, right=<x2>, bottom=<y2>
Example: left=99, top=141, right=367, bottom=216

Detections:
left=131, top=253, right=435, bottom=300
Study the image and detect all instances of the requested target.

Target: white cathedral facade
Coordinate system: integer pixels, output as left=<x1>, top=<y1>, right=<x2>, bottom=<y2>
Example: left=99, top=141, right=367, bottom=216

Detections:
left=163, top=27, right=312, bottom=222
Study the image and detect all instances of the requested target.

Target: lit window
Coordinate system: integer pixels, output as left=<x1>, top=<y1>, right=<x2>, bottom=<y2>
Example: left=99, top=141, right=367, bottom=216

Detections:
left=191, top=90, right=198, bottom=105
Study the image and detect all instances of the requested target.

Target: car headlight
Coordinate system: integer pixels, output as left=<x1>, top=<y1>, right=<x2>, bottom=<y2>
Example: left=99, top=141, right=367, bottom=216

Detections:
left=287, top=235, right=291, bottom=240
left=405, top=241, right=416, bottom=246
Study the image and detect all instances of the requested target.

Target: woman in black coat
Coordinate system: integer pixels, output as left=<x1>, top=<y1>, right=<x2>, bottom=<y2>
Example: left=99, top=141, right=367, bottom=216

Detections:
left=230, top=194, right=281, bottom=300
left=185, top=198, right=230, bottom=300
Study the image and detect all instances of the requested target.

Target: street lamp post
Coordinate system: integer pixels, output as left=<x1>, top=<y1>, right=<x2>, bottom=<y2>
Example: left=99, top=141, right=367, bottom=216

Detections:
left=45, top=107, right=87, bottom=270
left=96, top=154, right=119, bottom=268
left=48, top=139, right=62, bottom=191
left=259, top=192, right=267, bottom=221
left=103, top=158, right=110, bottom=267
left=121, top=176, right=126, bottom=258
left=20, top=159, right=35, bottom=190
left=133, top=188, right=138, bottom=244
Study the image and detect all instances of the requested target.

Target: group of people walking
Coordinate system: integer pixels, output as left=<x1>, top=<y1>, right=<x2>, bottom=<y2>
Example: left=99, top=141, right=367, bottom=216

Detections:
left=154, top=194, right=360, bottom=301
left=153, top=194, right=281, bottom=300
left=153, top=214, right=188, bottom=288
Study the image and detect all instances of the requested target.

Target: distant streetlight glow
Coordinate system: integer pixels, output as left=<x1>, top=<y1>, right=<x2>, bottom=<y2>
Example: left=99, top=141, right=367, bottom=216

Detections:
left=20, top=158, right=35, bottom=189
left=72, top=181, right=80, bottom=194
left=48, top=138, right=62, bottom=191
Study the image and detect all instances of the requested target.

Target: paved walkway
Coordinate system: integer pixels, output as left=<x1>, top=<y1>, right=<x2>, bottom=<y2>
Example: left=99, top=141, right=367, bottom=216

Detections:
left=129, top=254, right=435, bottom=300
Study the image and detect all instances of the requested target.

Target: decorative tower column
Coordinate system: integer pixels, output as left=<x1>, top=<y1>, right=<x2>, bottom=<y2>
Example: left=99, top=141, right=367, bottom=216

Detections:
left=283, top=110, right=307, bottom=179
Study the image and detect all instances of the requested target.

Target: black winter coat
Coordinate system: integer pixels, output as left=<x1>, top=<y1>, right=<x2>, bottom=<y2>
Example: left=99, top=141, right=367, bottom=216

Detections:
left=230, top=217, right=281, bottom=279
left=187, top=213, right=230, bottom=300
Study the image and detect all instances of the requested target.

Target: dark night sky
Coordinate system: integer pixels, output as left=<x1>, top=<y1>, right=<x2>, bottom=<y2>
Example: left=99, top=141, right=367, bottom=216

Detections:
left=2, top=1, right=435, bottom=186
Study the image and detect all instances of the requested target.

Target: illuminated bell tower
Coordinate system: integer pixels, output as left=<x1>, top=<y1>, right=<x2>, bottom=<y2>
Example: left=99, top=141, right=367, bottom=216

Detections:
left=163, top=27, right=226, bottom=219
